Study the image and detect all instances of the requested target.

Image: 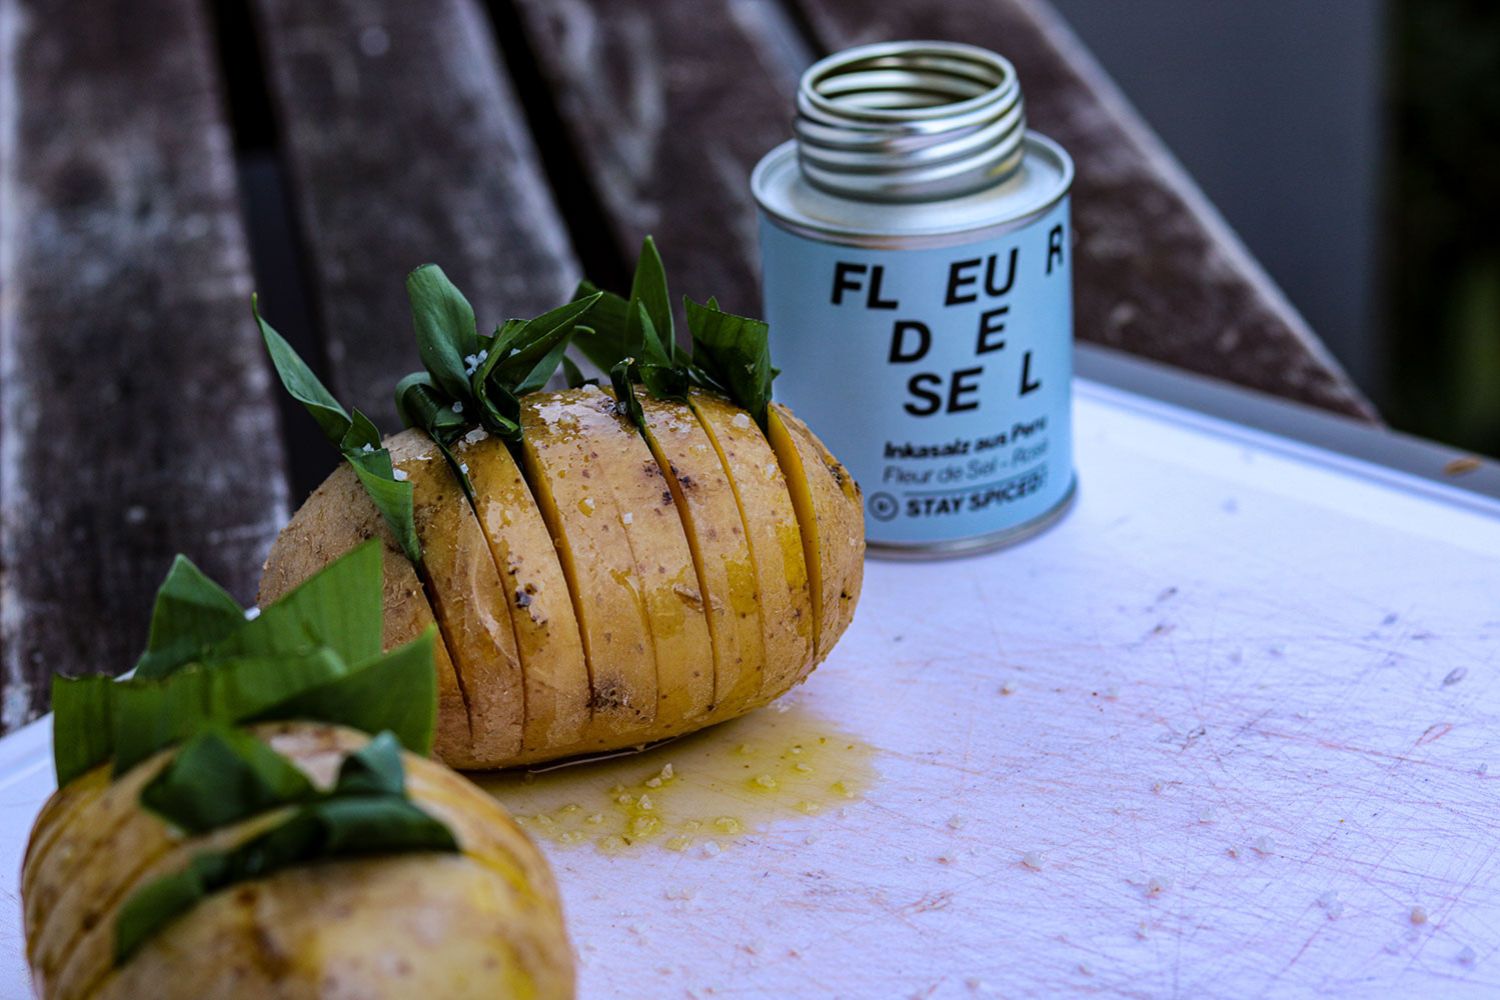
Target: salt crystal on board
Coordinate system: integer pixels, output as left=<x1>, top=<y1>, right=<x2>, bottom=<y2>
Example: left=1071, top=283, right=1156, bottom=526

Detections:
left=1250, top=836, right=1275, bottom=856
left=1317, top=891, right=1344, bottom=920
left=947, top=814, right=966, bottom=830
left=1021, top=851, right=1045, bottom=870
left=1197, top=806, right=1217, bottom=823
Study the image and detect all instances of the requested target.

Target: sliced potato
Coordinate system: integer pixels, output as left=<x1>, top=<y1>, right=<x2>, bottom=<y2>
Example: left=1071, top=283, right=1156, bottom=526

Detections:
left=690, top=391, right=814, bottom=705
left=766, top=404, right=864, bottom=664
left=592, top=388, right=714, bottom=725
left=520, top=390, right=657, bottom=738
left=636, top=391, right=765, bottom=718
left=453, top=430, right=591, bottom=756
left=258, top=462, right=471, bottom=764
left=387, top=430, right=524, bottom=766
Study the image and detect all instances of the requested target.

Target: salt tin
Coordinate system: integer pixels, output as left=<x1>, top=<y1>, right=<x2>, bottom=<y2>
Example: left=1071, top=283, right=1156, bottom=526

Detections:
left=752, top=41, right=1076, bottom=558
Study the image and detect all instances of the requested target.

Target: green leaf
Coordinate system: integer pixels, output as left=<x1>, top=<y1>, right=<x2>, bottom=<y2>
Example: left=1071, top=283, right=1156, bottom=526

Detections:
left=407, top=264, right=480, bottom=402
left=561, top=355, right=591, bottom=389
left=627, top=237, right=674, bottom=361
left=133, top=556, right=250, bottom=680
left=332, top=731, right=406, bottom=797
left=685, top=296, right=775, bottom=428
left=264, top=629, right=439, bottom=756
left=115, top=768, right=457, bottom=963
left=111, top=649, right=351, bottom=777
left=52, top=676, right=116, bottom=786
left=208, top=541, right=384, bottom=668
left=345, top=450, right=421, bottom=564
left=139, top=728, right=315, bottom=835
left=609, top=359, right=645, bottom=430
left=253, top=295, right=351, bottom=445
left=570, top=281, right=631, bottom=373
left=395, top=372, right=469, bottom=442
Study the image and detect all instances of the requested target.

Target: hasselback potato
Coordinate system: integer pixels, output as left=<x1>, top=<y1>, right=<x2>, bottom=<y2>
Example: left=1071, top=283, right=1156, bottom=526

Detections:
left=24, top=545, right=573, bottom=999
left=256, top=241, right=864, bottom=771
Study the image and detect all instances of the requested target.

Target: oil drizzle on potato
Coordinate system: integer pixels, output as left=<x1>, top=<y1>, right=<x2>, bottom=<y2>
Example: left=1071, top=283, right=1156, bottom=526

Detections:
left=477, top=700, right=875, bottom=855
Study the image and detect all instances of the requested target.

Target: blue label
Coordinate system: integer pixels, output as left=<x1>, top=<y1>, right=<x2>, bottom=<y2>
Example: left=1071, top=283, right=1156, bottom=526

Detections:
left=760, top=199, right=1074, bottom=547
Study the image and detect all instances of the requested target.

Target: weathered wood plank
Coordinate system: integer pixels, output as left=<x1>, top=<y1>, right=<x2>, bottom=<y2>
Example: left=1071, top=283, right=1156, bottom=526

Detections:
left=253, top=0, right=580, bottom=428
left=510, top=0, right=799, bottom=315
left=793, top=0, right=1379, bottom=421
left=0, top=0, right=290, bottom=725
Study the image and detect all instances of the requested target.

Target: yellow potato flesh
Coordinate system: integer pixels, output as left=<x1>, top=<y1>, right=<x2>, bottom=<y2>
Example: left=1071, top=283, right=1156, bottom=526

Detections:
left=386, top=430, right=524, bottom=765
left=689, top=391, right=814, bottom=704
left=24, top=724, right=572, bottom=1000
left=771, top=405, right=865, bottom=672
left=636, top=391, right=765, bottom=718
left=591, top=388, right=714, bottom=725
left=519, top=391, right=658, bottom=738
left=452, top=431, right=592, bottom=756
left=257, top=462, right=471, bottom=763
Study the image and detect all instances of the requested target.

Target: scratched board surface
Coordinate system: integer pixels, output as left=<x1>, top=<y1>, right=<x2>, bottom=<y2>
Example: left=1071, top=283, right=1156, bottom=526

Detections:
left=0, top=380, right=1497, bottom=997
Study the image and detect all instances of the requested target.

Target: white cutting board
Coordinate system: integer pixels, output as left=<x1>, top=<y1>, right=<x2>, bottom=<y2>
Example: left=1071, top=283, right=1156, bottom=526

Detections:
left=1, top=377, right=1498, bottom=998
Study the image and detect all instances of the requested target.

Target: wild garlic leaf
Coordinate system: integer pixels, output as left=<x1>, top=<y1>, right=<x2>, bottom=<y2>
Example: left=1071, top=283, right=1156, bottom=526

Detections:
left=332, top=731, right=406, bottom=797
left=395, top=373, right=468, bottom=441
left=608, top=358, right=647, bottom=430
left=52, top=676, right=116, bottom=786
left=685, top=296, right=775, bottom=428
left=263, top=629, right=439, bottom=756
left=115, top=754, right=456, bottom=963
left=406, top=264, right=481, bottom=403
left=627, top=236, right=674, bottom=362
left=208, top=540, right=383, bottom=668
left=345, top=450, right=421, bottom=564
left=133, top=556, right=250, bottom=680
left=111, top=649, right=351, bottom=778
left=561, top=355, right=591, bottom=389
left=254, top=295, right=350, bottom=444
left=139, top=728, right=315, bottom=835
left=570, top=280, right=631, bottom=372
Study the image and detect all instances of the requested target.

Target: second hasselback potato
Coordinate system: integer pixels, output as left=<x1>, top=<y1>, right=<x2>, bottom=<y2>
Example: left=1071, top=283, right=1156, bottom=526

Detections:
left=257, top=243, right=864, bottom=770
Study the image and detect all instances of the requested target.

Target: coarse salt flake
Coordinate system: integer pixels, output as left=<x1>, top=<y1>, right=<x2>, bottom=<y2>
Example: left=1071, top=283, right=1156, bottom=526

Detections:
left=244, top=607, right=261, bottom=621
left=1250, top=836, right=1275, bottom=856
left=622, top=511, right=633, bottom=524
left=459, top=463, right=469, bottom=475
left=464, top=428, right=487, bottom=444
left=731, top=413, right=752, bottom=429
left=393, top=469, right=408, bottom=481
left=1021, top=851, right=1045, bottom=870
left=452, top=401, right=464, bottom=414
left=947, top=814, right=966, bottom=830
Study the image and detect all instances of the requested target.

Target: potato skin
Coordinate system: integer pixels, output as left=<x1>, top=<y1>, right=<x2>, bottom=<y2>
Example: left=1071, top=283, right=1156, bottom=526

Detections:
left=261, top=390, right=864, bottom=769
left=23, top=723, right=573, bottom=1000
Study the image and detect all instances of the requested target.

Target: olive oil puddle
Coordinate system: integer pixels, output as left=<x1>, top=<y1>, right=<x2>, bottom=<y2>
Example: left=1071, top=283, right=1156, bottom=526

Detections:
left=476, top=700, right=876, bottom=855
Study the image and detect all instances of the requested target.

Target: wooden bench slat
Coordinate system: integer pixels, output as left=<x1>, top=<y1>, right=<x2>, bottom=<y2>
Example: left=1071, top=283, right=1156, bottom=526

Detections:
left=511, top=0, right=799, bottom=316
left=0, top=0, right=290, bottom=725
left=793, top=0, right=1379, bottom=421
left=253, top=0, right=581, bottom=428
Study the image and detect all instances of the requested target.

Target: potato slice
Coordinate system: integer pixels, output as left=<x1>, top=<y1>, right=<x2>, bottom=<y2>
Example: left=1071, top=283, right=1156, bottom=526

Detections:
left=689, top=391, right=814, bottom=704
left=452, top=431, right=591, bottom=756
left=386, top=430, right=524, bottom=766
left=588, top=389, right=717, bottom=727
left=32, top=724, right=571, bottom=1000
left=519, top=390, right=657, bottom=738
left=259, top=462, right=471, bottom=764
left=633, top=392, right=765, bottom=718
left=766, top=404, right=865, bottom=664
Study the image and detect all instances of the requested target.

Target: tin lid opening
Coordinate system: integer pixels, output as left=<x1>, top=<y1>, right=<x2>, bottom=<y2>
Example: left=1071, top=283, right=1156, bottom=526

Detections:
left=794, top=41, right=1027, bottom=203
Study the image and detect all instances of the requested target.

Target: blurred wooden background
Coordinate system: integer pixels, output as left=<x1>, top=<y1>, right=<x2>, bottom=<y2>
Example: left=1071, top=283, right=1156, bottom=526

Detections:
left=0, top=0, right=1375, bottom=731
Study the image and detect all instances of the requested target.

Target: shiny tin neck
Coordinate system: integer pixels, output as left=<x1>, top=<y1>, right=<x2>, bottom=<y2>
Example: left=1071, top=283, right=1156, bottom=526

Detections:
left=794, top=41, right=1026, bottom=203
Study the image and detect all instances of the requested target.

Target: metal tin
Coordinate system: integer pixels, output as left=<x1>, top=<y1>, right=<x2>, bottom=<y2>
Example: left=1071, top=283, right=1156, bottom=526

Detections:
left=752, top=41, right=1076, bottom=558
